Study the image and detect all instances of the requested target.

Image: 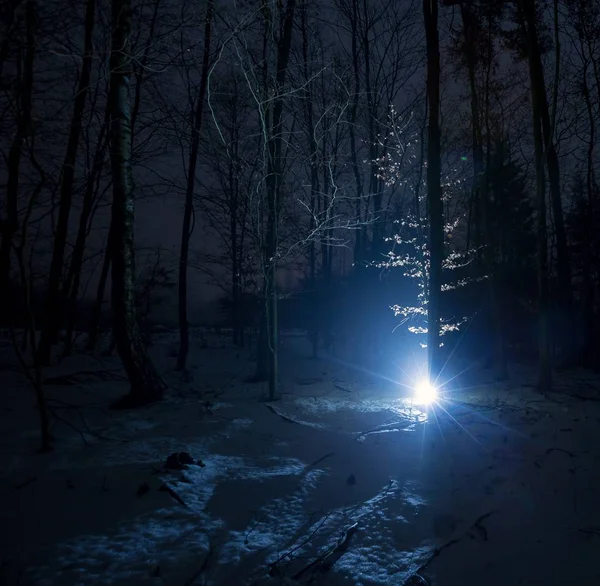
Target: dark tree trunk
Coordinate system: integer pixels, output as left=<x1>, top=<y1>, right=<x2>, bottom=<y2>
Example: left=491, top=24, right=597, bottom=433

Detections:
left=533, top=115, right=551, bottom=392
left=230, top=173, right=240, bottom=346
left=5, top=1, right=52, bottom=453
left=86, top=225, right=112, bottom=351
left=423, top=0, right=444, bottom=384
left=228, top=114, right=242, bottom=346
left=301, top=1, right=320, bottom=359
left=0, top=1, right=20, bottom=79
left=580, top=43, right=597, bottom=368
left=255, top=0, right=297, bottom=400
left=0, top=0, right=35, bottom=324
left=526, top=39, right=552, bottom=392
left=108, top=0, right=165, bottom=408
left=37, top=0, right=97, bottom=365
left=254, top=301, right=268, bottom=380
left=521, top=0, right=572, bottom=358
left=63, top=105, right=110, bottom=357
left=348, top=0, right=364, bottom=265
left=177, top=0, right=213, bottom=370
left=130, top=0, right=161, bottom=139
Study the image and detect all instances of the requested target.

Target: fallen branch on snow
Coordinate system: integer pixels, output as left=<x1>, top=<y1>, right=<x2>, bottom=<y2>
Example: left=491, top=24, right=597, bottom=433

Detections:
left=266, top=404, right=301, bottom=425
left=248, top=512, right=335, bottom=585
left=291, top=522, right=359, bottom=581
left=185, top=539, right=216, bottom=585
left=159, top=482, right=188, bottom=507
left=410, top=510, right=496, bottom=582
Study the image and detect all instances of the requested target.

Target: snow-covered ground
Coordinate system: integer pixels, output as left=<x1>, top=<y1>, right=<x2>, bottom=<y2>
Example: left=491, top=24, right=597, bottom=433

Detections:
left=1, top=330, right=600, bottom=585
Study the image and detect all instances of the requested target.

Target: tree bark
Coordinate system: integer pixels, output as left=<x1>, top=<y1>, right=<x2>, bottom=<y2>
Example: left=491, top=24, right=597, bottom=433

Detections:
left=176, top=0, right=213, bottom=370
left=108, top=0, right=165, bottom=408
left=423, top=0, right=444, bottom=384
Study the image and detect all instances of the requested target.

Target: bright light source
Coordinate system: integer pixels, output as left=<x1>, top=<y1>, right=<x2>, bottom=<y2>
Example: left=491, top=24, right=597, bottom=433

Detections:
left=413, top=379, right=437, bottom=405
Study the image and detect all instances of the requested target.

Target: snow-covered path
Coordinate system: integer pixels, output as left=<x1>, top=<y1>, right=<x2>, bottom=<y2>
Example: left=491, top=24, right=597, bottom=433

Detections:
left=1, top=332, right=600, bottom=585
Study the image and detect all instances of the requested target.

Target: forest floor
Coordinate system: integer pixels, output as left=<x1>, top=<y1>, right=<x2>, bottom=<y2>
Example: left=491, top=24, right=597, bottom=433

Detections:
left=1, top=329, right=600, bottom=586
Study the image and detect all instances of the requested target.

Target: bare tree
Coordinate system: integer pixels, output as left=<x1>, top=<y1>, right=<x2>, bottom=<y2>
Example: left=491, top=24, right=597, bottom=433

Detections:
left=519, top=0, right=572, bottom=359
left=108, top=0, right=165, bottom=408
left=37, top=0, right=97, bottom=365
left=177, top=0, right=214, bottom=371
left=196, top=69, right=259, bottom=345
left=423, top=0, right=444, bottom=383
left=0, top=0, right=35, bottom=323
left=445, top=0, right=508, bottom=379
left=258, top=0, right=297, bottom=399
left=514, top=0, right=552, bottom=391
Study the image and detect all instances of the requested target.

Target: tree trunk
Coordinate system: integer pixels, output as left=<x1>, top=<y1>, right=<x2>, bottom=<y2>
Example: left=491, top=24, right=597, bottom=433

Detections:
left=228, top=117, right=242, bottom=346
left=231, top=196, right=240, bottom=346
left=86, top=225, right=112, bottom=351
left=423, top=0, right=444, bottom=384
left=176, top=0, right=213, bottom=370
left=108, top=0, right=165, bottom=408
left=255, top=0, right=297, bottom=400
left=253, top=300, right=268, bottom=380
left=458, top=2, right=507, bottom=379
left=521, top=0, right=572, bottom=359
left=37, top=0, right=97, bottom=365
left=532, top=114, right=551, bottom=392
left=348, top=0, right=364, bottom=265
left=525, top=29, right=552, bottom=391
left=0, top=0, right=35, bottom=324
left=63, top=104, right=110, bottom=357
left=301, top=1, right=320, bottom=359
left=5, top=1, right=52, bottom=453
left=580, top=42, right=597, bottom=368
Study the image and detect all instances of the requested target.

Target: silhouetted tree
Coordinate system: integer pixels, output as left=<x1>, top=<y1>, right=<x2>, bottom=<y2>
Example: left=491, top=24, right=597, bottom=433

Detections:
left=37, top=0, right=97, bottom=365
left=108, top=0, right=165, bottom=408
left=423, top=0, right=444, bottom=383
left=177, top=0, right=214, bottom=371
left=0, top=0, right=35, bottom=324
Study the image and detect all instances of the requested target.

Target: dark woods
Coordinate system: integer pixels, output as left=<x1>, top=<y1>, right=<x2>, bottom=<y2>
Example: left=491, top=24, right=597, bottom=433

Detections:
left=1, top=0, right=599, bottom=446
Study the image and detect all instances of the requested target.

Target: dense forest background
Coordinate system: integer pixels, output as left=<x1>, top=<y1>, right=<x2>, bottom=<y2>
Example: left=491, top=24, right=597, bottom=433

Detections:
left=1, top=0, right=599, bottom=420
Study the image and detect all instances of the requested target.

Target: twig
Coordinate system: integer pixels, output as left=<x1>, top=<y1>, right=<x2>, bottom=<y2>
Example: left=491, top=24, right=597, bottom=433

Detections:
left=185, top=540, right=215, bottom=585
left=414, top=510, right=496, bottom=577
left=248, top=512, right=335, bottom=585
left=291, top=522, right=359, bottom=580
left=305, top=452, right=335, bottom=470
left=47, top=404, right=129, bottom=445
left=49, top=408, right=90, bottom=447
left=14, top=477, right=37, bottom=490
left=545, top=447, right=576, bottom=458
left=159, top=482, right=188, bottom=507
left=355, top=417, right=413, bottom=441
left=266, top=404, right=300, bottom=425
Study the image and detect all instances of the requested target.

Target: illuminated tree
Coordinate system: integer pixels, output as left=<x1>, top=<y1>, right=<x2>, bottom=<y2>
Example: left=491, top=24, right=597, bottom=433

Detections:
left=378, top=107, right=473, bottom=366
